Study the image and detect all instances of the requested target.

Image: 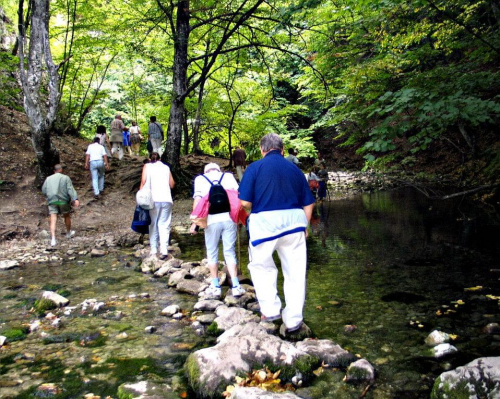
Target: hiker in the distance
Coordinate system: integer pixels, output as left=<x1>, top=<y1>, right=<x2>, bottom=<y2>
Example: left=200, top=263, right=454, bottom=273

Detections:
left=147, top=116, right=164, bottom=156
left=190, top=163, right=246, bottom=299
left=41, top=164, right=80, bottom=247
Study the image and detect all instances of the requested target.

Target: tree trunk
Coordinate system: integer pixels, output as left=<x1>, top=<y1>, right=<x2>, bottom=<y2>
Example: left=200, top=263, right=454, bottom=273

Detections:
left=183, top=110, right=189, bottom=154
left=162, top=0, right=189, bottom=170
left=192, top=41, right=210, bottom=153
left=192, top=79, right=206, bottom=153
left=18, top=0, right=61, bottom=185
left=228, top=112, right=235, bottom=167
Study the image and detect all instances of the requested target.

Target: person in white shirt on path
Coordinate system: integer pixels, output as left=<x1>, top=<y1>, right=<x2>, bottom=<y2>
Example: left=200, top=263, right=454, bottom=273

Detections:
left=140, top=152, right=175, bottom=259
left=85, top=136, right=109, bottom=199
left=190, top=163, right=246, bottom=298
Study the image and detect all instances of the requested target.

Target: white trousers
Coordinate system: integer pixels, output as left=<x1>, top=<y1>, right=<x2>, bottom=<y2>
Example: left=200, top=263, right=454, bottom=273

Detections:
left=149, top=202, right=172, bottom=256
left=248, top=231, right=307, bottom=329
left=111, top=142, right=124, bottom=160
left=150, top=138, right=163, bottom=156
left=205, top=220, right=237, bottom=265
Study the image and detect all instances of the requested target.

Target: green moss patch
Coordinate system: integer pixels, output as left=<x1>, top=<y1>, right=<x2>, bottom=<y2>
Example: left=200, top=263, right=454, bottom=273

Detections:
left=2, top=326, right=29, bottom=341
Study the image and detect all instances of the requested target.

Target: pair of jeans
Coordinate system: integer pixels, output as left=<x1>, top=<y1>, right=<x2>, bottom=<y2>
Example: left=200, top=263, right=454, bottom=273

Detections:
left=90, top=160, right=105, bottom=195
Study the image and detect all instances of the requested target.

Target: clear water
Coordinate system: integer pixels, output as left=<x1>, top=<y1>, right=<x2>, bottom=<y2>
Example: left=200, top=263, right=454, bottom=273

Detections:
left=302, top=189, right=500, bottom=398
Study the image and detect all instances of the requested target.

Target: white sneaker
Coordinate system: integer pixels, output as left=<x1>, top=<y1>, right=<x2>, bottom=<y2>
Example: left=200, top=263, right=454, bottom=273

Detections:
left=204, top=285, right=221, bottom=299
left=50, top=238, right=57, bottom=247
left=232, top=285, right=246, bottom=297
left=66, top=230, right=75, bottom=239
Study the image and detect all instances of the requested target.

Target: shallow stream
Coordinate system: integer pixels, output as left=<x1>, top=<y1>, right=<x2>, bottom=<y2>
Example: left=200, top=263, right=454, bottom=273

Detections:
left=1, top=187, right=499, bottom=398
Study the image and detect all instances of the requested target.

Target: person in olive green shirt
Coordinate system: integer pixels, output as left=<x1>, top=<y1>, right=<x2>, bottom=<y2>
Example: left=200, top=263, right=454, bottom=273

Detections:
left=41, top=164, right=80, bottom=246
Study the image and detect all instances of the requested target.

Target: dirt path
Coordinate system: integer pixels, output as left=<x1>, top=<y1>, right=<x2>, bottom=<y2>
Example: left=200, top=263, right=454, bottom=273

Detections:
left=0, top=105, right=229, bottom=252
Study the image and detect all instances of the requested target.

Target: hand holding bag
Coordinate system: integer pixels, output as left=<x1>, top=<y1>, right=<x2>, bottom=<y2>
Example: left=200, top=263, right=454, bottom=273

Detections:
left=136, top=165, right=155, bottom=210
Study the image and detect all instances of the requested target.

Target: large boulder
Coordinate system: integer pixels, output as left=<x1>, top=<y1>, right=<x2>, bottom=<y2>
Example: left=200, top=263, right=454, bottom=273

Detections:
left=186, top=322, right=318, bottom=397
left=431, top=357, right=500, bottom=398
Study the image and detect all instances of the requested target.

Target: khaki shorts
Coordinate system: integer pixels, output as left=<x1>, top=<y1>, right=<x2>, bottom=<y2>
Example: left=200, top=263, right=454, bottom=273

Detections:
left=48, top=202, right=71, bottom=215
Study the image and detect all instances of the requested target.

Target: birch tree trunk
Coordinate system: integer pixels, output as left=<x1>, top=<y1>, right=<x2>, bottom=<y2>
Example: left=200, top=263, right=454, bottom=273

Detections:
left=18, top=0, right=61, bottom=184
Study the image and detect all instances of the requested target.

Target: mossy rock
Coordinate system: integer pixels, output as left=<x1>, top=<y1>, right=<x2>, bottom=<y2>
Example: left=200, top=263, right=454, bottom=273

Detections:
left=34, top=298, right=58, bottom=315
left=431, top=357, right=500, bottom=399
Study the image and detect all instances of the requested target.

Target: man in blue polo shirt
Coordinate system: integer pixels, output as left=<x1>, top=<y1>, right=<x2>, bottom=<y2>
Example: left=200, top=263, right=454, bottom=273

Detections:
left=239, top=133, right=315, bottom=334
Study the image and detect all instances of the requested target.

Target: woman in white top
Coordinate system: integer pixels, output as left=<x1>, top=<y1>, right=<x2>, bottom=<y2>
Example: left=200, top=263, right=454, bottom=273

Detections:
left=140, top=152, right=175, bottom=259
left=129, top=121, right=143, bottom=156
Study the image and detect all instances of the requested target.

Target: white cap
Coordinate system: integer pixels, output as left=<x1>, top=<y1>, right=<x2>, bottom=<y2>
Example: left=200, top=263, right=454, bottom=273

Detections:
left=204, top=163, right=221, bottom=173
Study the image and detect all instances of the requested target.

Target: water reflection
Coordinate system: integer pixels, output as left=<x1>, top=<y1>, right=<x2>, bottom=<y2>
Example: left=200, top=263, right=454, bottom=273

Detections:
left=306, top=188, right=500, bottom=398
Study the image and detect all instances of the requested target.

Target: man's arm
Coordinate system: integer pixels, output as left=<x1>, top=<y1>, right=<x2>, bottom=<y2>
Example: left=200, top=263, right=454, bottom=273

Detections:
left=85, top=154, right=90, bottom=170
left=240, top=200, right=252, bottom=213
left=303, top=203, right=315, bottom=223
left=66, top=177, right=79, bottom=208
left=169, top=172, right=175, bottom=189
left=104, top=154, right=109, bottom=170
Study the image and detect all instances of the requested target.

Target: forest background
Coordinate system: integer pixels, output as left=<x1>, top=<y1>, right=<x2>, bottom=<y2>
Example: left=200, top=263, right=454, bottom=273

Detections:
left=0, top=0, right=499, bottom=201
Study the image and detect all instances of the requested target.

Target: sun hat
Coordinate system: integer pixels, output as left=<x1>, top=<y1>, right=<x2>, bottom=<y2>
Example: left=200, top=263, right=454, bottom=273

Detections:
left=204, top=163, right=221, bottom=173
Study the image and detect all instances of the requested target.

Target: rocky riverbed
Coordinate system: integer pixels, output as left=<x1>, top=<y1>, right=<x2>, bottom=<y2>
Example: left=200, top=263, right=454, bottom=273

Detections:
left=2, top=224, right=499, bottom=398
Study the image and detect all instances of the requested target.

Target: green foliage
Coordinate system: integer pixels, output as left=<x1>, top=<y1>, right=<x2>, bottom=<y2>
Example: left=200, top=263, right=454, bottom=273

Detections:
left=0, top=51, right=22, bottom=110
left=4, top=0, right=499, bottom=174
left=298, top=0, right=500, bottom=169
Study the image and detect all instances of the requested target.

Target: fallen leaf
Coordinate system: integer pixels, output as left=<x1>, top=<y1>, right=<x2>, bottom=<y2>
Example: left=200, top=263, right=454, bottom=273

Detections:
left=464, top=286, right=483, bottom=292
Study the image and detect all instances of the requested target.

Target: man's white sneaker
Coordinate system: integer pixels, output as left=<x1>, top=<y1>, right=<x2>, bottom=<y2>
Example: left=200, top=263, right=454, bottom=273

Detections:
left=204, top=285, right=221, bottom=299
left=50, top=238, right=57, bottom=247
left=232, top=285, right=246, bottom=297
left=66, top=230, right=75, bottom=239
